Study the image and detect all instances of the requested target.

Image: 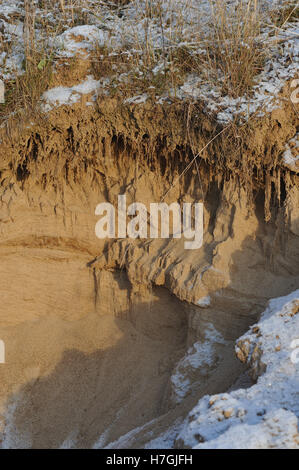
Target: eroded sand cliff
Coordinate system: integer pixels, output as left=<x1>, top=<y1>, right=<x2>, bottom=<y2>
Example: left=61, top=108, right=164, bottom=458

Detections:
left=0, top=84, right=298, bottom=448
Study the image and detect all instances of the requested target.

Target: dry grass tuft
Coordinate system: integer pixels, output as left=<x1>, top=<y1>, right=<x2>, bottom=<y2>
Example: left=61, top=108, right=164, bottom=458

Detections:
left=0, top=1, right=55, bottom=121
left=0, top=0, right=297, bottom=120
left=91, top=0, right=267, bottom=100
left=202, top=0, right=265, bottom=98
left=270, top=1, right=299, bottom=27
left=0, top=53, right=53, bottom=122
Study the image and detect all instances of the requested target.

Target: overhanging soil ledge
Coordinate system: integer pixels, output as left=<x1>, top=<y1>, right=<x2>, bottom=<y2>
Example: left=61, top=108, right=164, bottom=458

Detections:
left=0, top=96, right=298, bottom=448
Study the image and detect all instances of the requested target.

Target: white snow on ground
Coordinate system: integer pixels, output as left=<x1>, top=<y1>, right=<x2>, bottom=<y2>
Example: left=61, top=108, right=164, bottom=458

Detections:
left=144, top=420, right=183, bottom=449
left=0, top=1, right=298, bottom=121
left=59, top=431, right=78, bottom=449
left=41, top=75, right=104, bottom=111
left=54, top=25, right=109, bottom=58
left=191, top=409, right=299, bottom=449
left=124, top=94, right=149, bottom=105
left=96, top=418, right=157, bottom=450
left=175, top=21, right=299, bottom=122
left=170, top=324, right=227, bottom=404
left=96, top=290, right=299, bottom=449
left=196, top=295, right=211, bottom=307
left=283, top=133, right=299, bottom=173
left=177, top=290, right=299, bottom=449
left=0, top=393, right=32, bottom=449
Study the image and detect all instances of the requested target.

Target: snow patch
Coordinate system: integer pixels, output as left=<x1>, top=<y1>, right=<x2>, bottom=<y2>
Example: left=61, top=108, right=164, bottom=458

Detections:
left=282, top=133, right=299, bottom=172
left=196, top=296, right=211, bottom=307
left=171, top=324, right=226, bottom=404
left=55, top=25, right=109, bottom=57
left=41, top=75, right=102, bottom=111
left=178, top=290, right=299, bottom=449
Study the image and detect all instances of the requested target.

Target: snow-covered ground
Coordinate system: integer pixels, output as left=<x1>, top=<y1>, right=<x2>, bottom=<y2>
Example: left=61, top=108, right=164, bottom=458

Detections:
left=170, top=324, right=227, bottom=404
left=283, top=132, right=299, bottom=173
left=175, top=290, right=299, bottom=448
left=41, top=75, right=105, bottom=111
left=90, top=290, right=299, bottom=449
left=0, top=0, right=298, bottom=123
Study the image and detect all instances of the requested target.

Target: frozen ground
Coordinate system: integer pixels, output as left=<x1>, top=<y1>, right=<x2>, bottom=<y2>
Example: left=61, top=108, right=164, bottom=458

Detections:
left=41, top=75, right=104, bottom=111
left=283, top=132, right=299, bottom=172
left=170, top=324, right=227, bottom=404
left=175, top=290, right=299, bottom=448
left=0, top=0, right=298, bottom=123
left=94, top=290, right=299, bottom=449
